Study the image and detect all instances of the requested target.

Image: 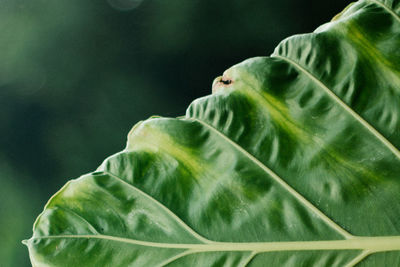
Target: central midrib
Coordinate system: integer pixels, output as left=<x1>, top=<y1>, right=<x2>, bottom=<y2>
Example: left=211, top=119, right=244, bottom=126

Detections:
left=29, top=235, right=400, bottom=253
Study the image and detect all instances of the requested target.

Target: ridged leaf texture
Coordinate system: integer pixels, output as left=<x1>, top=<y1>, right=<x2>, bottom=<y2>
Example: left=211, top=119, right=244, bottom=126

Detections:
left=25, top=0, right=400, bottom=266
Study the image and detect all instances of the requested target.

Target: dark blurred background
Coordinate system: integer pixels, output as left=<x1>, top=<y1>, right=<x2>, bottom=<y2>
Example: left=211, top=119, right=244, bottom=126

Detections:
left=0, top=0, right=350, bottom=265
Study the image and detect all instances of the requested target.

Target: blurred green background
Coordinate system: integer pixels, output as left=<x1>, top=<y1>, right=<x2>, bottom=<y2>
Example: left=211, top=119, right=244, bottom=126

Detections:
left=1, top=0, right=349, bottom=265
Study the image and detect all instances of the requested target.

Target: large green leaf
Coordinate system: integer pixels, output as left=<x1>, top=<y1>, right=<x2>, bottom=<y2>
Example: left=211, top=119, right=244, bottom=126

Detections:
left=25, top=0, right=400, bottom=266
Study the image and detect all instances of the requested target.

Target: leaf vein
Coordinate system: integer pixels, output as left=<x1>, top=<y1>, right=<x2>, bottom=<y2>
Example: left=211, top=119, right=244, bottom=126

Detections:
left=102, top=170, right=213, bottom=244
left=187, top=117, right=353, bottom=239
left=55, top=206, right=100, bottom=235
left=240, top=251, right=258, bottom=267
left=27, top=235, right=400, bottom=252
left=157, top=250, right=200, bottom=267
left=368, top=0, right=400, bottom=23
left=272, top=54, right=400, bottom=160
left=344, top=250, right=373, bottom=267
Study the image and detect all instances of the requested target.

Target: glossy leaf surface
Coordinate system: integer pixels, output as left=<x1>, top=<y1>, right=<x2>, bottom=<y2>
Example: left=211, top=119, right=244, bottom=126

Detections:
left=25, top=0, right=400, bottom=266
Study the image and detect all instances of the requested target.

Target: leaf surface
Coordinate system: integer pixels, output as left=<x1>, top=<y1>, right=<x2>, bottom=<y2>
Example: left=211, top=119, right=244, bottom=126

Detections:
left=25, top=0, right=400, bottom=266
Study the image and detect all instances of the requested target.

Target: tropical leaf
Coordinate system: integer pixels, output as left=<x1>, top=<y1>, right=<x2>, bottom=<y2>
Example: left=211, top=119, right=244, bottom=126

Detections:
left=24, top=0, right=400, bottom=266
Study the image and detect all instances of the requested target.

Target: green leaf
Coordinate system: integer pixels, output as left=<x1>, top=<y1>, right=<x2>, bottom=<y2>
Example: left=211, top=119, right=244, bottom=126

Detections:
left=25, top=0, right=400, bottom=266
